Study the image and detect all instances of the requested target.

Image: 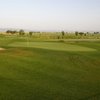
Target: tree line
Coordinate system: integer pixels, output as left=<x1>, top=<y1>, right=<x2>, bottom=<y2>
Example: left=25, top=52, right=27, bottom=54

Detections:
left=5, top=29, right=100, bottom=39
left=6, top=29, right=35, bottom=36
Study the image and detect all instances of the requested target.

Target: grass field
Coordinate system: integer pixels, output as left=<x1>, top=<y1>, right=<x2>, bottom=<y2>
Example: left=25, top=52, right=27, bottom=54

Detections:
left=0, top=36, right=100, bottom=100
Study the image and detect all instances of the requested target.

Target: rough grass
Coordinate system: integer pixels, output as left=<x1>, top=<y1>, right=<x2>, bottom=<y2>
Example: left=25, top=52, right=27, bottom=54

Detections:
left=0, top=36, right=100, bottom=100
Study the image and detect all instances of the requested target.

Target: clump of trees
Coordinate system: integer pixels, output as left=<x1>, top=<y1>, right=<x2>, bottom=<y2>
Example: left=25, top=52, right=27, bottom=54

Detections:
left=6, top=30, right=18, bottom=35
left=6, top=29, right=37, bottom=36
left=6, top=29, right=25, bottom=35
left=75, top=32, right=87, bottom=36
left=94, top=32, right=99, bottom=34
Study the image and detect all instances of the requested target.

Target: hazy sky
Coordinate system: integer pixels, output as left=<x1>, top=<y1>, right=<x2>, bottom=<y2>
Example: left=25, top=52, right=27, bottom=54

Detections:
left=0, top=0, right=100, bottom=31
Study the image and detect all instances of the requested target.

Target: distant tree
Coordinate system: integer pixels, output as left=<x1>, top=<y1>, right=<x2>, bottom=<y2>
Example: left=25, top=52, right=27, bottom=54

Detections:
left=75, top=31, right=79, bottom=36
left=87, top=32, right=89, bottom=34
left=84, top=33, right=87, bottom=36
left=61, top=31, right=65, bottom=38
left=79, top=32, right=84, bottom=36
left=11, top=30, right=18, bottom=35
left=94, top=32, right=99, bottom=34
left=6, top=30, right=18, bottom=35
left=19, top=29, right=25, bottom=35
left=6, top=30, right=11, bottom=34
left=61, top=31, right=65, bottom=36
left=29, top=31, right=33, bottom=36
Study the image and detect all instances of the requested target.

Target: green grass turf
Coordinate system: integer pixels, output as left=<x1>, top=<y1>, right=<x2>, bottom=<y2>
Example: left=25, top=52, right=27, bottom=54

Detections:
left=0, top=36, right=100, bottom=100
left=9, top=41, right=96, bottom=52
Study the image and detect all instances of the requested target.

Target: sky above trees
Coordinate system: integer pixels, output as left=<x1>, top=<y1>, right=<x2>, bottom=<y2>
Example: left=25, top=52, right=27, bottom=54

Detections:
left=0, top=0, right=100, bottom=31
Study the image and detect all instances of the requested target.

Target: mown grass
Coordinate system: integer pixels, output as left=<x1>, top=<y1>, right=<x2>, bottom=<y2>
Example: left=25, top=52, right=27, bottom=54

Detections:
left=9, top=41, right=96, bottom=52
left=0, top=36, right=100, bottom=100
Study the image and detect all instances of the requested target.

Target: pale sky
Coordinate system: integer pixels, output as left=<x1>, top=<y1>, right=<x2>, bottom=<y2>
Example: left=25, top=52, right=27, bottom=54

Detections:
left=0, top=0, right=100, bottom=31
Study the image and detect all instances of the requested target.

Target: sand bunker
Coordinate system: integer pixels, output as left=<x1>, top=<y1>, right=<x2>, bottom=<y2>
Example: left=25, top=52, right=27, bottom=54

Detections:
left=0, top=48, right=5, bottom=50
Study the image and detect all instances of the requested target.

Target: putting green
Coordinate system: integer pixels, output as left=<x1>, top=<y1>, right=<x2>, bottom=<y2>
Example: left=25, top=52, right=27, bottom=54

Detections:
left=9, top=42, right=96, bottom=52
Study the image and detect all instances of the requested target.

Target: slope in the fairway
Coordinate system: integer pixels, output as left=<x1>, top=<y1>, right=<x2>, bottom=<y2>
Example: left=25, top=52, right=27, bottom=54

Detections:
left=9, top=42, right=96, bottom=52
